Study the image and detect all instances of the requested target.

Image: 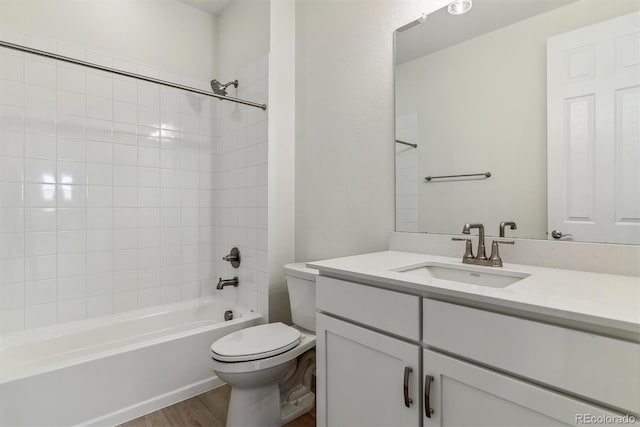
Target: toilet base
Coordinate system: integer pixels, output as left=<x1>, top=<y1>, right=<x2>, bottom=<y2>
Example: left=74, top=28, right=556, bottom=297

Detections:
left=227, top=384, right=282, bottom=427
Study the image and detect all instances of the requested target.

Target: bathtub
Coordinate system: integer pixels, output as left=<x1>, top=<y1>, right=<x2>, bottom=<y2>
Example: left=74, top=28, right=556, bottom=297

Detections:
left=0, top=297, right=263, bottom=426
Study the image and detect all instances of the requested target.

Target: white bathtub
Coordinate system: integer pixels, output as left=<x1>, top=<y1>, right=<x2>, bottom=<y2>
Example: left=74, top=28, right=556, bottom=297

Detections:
left=0, top=297, right=263, bottom=426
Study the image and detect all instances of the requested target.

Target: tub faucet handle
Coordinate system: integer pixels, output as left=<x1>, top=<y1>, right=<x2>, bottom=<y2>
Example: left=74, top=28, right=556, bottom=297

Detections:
left=222, top=247, right=241, bottom=268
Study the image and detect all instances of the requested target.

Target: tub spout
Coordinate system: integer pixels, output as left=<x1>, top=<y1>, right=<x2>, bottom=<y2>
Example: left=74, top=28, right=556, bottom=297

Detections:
left=217, top=276, right=239, bottom=290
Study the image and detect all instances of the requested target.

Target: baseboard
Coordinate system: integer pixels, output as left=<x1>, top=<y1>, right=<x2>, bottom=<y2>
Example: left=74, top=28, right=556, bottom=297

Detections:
left=81, top=376, right=225, bottom=427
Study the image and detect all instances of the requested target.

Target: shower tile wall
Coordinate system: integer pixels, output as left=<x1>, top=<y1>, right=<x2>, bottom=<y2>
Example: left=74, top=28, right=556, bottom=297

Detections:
left=396, top=113, right=419, bottom=232
left=0, top=30, right=257, bottom=334
left=204, top=54, right=269, bottom=317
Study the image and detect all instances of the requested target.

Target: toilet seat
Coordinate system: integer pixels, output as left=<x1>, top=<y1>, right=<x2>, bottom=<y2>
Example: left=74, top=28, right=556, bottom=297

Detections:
left=211, top=323, right=301, bottom=362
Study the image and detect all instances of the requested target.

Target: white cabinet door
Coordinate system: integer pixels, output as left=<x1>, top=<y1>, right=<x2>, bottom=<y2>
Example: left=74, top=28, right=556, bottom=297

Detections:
left=316, top=313, right=421, bottom=427
left=547, top=11, right=640, bottom=244
left=423, top=349, right=633, bottom=426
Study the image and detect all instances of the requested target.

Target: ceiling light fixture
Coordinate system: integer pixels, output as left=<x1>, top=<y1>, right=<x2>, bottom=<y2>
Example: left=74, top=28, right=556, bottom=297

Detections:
left=448, top=0, right=472, bottom=15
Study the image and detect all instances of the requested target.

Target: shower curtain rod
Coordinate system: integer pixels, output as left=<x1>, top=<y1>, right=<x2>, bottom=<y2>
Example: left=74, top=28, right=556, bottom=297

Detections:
left=0, top=40, right=267, bottom=111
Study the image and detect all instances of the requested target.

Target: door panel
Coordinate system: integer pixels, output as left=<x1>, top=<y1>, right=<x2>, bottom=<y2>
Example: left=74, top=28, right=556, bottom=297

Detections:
left=316, top=313, right=420, bottom=427
left=423, top=349, right=633, bottom=426
left=547, top=11, right=640, bottom=244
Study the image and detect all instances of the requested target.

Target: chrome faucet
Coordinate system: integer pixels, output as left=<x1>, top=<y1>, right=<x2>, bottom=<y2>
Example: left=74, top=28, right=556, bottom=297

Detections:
left=216, top=276, right=238, bottom=290
left=453, top=223, right=514, bottom=267
left=499, top=221, right=517, bottom=237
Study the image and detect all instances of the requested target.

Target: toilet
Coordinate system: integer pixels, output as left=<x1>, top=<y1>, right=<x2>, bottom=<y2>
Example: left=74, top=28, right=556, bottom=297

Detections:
left=210, top=263, right=318, bottom=427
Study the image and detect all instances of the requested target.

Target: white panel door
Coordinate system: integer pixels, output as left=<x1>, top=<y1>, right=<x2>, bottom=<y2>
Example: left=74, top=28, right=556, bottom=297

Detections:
left=423, top=349, right=634, bottom=427
left=547, top=11, right=640, bottom=244
left=316, top=313, right=421, bottom=427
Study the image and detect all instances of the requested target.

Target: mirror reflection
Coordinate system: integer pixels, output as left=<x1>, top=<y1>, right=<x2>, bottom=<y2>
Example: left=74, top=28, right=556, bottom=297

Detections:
left=394, top=0, right=640, bottom=245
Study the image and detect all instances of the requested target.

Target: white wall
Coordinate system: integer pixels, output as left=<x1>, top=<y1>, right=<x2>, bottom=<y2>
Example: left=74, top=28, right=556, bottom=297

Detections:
left=267, top=0, right=296, bottom=323
left=294, top=0, right=450, bottom=262
left=396, top=0, right=640, bottom=238
left=0, top=0, right=215, bottom=82
left=216, top=0, right=270, bottom=79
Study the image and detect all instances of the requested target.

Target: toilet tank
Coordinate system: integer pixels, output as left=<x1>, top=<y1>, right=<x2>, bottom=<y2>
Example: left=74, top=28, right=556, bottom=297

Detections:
left=284, top=263, right=318, bottom=332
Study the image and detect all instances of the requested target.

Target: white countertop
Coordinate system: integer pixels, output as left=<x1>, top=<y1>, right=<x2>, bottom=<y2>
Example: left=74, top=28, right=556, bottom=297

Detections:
left=308, top=251, right=640, bottom=338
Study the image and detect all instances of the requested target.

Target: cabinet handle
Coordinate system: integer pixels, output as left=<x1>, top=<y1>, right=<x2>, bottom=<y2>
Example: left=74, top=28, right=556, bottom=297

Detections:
left=424, top=374, right=434, bottom=418
left=403, top=366, right=413, bottom=407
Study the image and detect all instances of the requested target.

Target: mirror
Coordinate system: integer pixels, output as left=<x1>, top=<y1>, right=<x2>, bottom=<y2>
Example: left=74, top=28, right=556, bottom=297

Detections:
left=394, top=0, right=640, bottom=245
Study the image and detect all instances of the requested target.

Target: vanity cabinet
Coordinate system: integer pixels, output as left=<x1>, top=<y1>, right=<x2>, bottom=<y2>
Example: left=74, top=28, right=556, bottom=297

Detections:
left=316, top=275, right=639, bottom=426
left=422, top=349, right=623, bottom=426
left=316, top=313, right=421, bottom=427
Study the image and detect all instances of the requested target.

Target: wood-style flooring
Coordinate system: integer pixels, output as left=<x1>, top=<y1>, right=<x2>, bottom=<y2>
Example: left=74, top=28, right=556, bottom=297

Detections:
left=119, top=384, right=316, bottom=427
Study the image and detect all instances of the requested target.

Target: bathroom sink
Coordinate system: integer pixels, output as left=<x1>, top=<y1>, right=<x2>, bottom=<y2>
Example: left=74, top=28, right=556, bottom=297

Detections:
left=395, top=262, right=529, bottom=288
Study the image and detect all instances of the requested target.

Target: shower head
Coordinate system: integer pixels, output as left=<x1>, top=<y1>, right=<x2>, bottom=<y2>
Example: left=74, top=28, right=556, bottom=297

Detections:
left=210, top=79, right=238, bottom=97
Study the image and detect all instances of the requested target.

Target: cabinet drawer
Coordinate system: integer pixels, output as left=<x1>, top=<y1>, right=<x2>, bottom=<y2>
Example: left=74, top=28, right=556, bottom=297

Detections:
left=316, top=276, right=419, bottom=340
left=423, top=298, right=640, bottom=413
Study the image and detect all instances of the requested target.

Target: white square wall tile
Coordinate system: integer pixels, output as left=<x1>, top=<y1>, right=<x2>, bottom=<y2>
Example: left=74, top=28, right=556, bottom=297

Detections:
left=0, top=80, right=24, bottom=107
left=113, top=186, right=138, bottom=207
left=25, top=158, right=56, bottom=183
left=25, top=85, right=56, bottom=111
left=57, top=137, right=86, bottom=162
left=24, top=58, right=56, bottom=88
left=113, top=165, right=137, bottom=187
left=25, top=302, right=57, bottom=328
left=57, top=115, right=86, bottom=139
left=0, top=52, right=24, bottom=82
left=57, top=161, right=86, bottom=185
left=25, top=231, right=56, bottom=256
left=87, top=293, right=113, bottom=318
left=0, top=257, right=24, bottom=284
left=114, top=249, right=137, bottom=271
left=138, top=146, right=159, bottom=167
left=57, top=90, right=85, bottom=116
left=25, top=279, right=56, bottom=305
left=86, top=251, right=112, bottom=274
left=87, top=95, right=112, bottom=121
left=138, top=287, right=160, bottom=308
left=114, top=144, right=137, bottom=166
left=0, top=182, right=23, bottom=207
left=114, top=290, right=137, bottom=313
left=0, top=130, right=24, bottom=158
left=58, top=276, right=86, bottom=300
left=87, top=229, right=113, bottom=252
left=113, top=78, right=137, bottom=103
left=87, top=72, right=112, bottom=99
left=86, top=119, right=113, bottom=142
left=138, top=228, right=160, bottom=248
left=86, top=208, right=112, bottom=229
left=57, top=230, right=86, bottom=253
left=0, top=232, right=24, bottom=258
left=0, top=307, right=25, bottom=334
left=114, top=228, right=138, bottom=250
left=87, top=272, right=113, bottom=296
left=57, top=253, right=85, bottom=278
left=57, top=298, right=86, bottom=323
left=114, top=207, right=138, bottom=228
left=25, top=208, right=56, bottom=232
left=57, top=65, right=86, bottom=93
left=1, top=282, right=25, bottom=309
left=57, top=184, right=86, bottom=208
left=87, top=163, right=112, bottom=186
left=114, top=270, right=137, bottom=292
left=57, top=208, right=86, bottom=231
left=25, top=254, right=56, bottom=281
left=25, top=110, right=56, bottom=136
left=0, top=156, right=24, bottom=182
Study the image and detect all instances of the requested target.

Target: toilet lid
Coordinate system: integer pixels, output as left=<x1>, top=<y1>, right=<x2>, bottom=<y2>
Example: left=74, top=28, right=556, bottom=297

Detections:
left=211, top=323, right=301, bottom=362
